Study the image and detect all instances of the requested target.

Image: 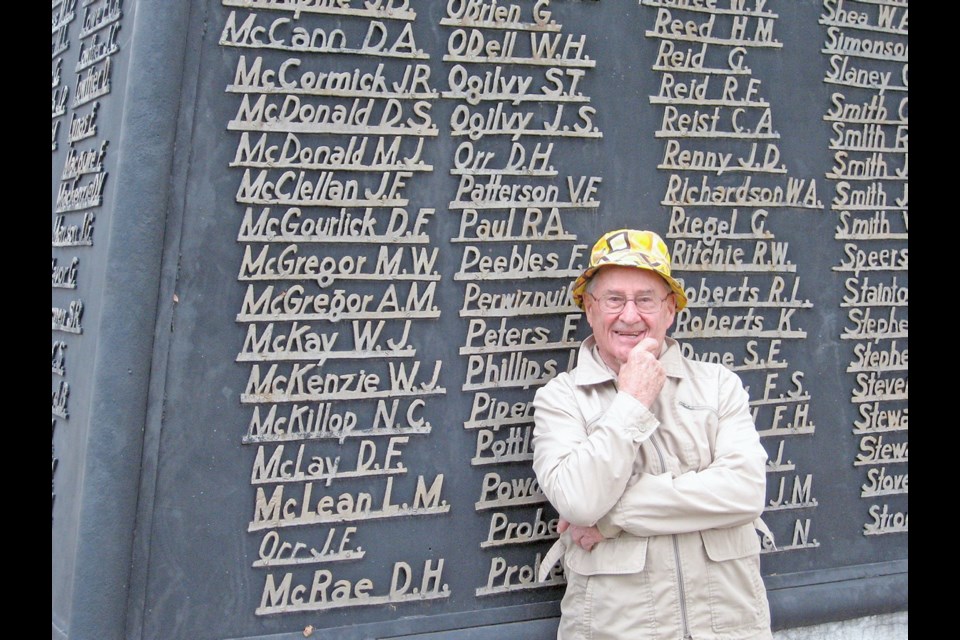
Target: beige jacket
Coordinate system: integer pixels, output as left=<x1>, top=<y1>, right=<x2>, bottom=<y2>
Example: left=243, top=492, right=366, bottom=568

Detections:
left=533, top=336, right=773, bottom=640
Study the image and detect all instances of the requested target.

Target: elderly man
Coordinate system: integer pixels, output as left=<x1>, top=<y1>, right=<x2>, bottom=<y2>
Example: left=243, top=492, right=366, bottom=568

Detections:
left=533, top=229, right=773, bottom=640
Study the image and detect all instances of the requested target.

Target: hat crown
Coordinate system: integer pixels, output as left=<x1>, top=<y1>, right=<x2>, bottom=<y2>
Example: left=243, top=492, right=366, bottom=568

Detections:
left=589, top=229, right=671, bottom=272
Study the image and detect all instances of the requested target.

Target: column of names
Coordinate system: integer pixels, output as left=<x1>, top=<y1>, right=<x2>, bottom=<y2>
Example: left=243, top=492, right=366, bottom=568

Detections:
left=642, top=0, right=822, bottom=553
left=52, top=0, right=76, bottom=519
left=440, top=0, right=602, bottom=596
left=821, top=0, right=908, bottom=536
left=52, top=0, right=121, bottom=519
left=219, top=0, right=451, bottom=616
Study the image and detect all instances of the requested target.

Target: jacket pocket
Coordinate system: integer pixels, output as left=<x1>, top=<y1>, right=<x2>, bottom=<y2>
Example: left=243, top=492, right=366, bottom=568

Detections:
left=701, top=522, right=760, bottom=561
left=701, top=524, right=770, bottom=633
left=565, top=534, right=648, bottom=575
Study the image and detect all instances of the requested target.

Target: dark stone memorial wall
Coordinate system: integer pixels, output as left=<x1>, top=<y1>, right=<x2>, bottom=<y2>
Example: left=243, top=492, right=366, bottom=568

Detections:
left=51, top=1, right=908, bottom=639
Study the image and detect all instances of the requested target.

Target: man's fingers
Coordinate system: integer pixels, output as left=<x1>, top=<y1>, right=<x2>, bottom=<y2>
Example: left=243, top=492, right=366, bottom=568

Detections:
left=638, top=337, right=659, bottom=356
left=627, top=337, right=660, bottom=363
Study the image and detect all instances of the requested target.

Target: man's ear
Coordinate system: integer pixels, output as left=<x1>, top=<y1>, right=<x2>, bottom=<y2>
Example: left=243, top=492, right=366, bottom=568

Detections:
left=665, top=293, right=678, bottom=326
left=581, top=294, right=598, bottom=331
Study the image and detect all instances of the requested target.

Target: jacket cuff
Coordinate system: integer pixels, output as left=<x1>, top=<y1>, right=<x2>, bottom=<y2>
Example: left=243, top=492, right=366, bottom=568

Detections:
left=595, top=513, right=622, bottom=538
left=609, top=391, right=660, bottom=443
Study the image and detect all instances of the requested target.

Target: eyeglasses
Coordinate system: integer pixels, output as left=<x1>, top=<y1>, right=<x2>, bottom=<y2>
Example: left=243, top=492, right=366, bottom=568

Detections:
left=586, top=292, right=673, bottom=314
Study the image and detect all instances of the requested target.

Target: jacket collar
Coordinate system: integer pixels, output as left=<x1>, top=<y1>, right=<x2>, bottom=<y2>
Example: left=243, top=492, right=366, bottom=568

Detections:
left=573, top=336, right=686, bottom=387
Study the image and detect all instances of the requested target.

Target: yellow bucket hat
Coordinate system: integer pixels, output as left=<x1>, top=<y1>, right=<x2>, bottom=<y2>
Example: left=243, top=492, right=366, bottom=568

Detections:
left=572, top=229, right=688, bottom=311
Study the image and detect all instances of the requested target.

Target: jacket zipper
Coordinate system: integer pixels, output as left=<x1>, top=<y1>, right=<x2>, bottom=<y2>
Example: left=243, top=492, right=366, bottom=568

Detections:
left=649, top=431, right=692, bottom=639
left=613, top=378, right=693, bottom=637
